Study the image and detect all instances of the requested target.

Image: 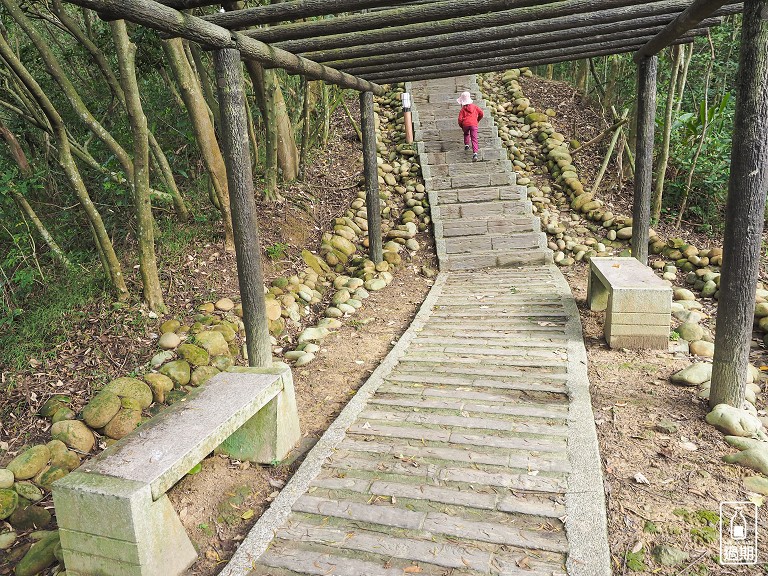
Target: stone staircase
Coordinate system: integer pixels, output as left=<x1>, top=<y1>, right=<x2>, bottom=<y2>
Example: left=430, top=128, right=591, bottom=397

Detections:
left=409, top=76, right=553, bottom=271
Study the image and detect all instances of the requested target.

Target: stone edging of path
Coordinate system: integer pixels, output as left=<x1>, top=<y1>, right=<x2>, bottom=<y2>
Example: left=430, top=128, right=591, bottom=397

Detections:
left=553, top=263, right=612, bottom=576
left=219, top=272, right=449, bottom=576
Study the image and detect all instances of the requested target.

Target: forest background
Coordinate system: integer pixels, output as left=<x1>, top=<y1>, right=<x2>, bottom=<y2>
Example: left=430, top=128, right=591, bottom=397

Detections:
left=0, top=4, right=745, bottom=378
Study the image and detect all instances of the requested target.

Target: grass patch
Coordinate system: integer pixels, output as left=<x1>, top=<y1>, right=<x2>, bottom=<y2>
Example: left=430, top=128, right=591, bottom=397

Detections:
left=0, top=267, right=108, bottom=370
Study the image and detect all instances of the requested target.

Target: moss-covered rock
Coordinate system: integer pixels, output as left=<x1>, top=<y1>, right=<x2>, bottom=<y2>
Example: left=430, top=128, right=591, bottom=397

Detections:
left=6, top=445, right=50, bottom=481
left=0, top=489, right=18, bottom=520
left=81, top=390, right=121, bottom=429
left=194, top=330, right=229, bottom=356
left=102, top=377, right=153, bottom=409
left=144, top=373, right=175, bottom=404
left=15, top=530, right=59, bottom=576
left=190, top=365, right=220, bottom=387
left=50, top=420, right=95, bottom=453
left=103, top=409, right=142, bottom=440
left=159, top=360, right=191, bottom=386
left=177, top=343, right=210, bottom=367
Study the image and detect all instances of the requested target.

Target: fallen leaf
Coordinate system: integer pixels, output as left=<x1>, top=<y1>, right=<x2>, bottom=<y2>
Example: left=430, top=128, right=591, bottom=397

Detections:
left=634, top=472, right=650, bottom=485
left=241, top=509, right=254, bottom=520
left=516, top=556, right=531, bottom=569
left=404, top=566, right=422, bottom=573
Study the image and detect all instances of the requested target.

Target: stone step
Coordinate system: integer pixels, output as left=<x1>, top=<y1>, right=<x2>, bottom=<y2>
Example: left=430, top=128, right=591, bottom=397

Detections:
left=424, top=148, right=507, bottom=164
left=422, top=158, right=514, bottom=178
left=419, top=137, right=503, bottom=152
left=442, top=215, right=539, bottom=237
left=425, top=170, right=515, bottom=191
left=417, top=117, right=494, bottom=131
left=443, top=231, right=547, bottom=255
left=436, top=199, right=532, bottom=220
left=432, top=185, right=525, bottom=204
left=444, top=248, right=554, bottom=271
left=415, top=127, right=498, bottom=142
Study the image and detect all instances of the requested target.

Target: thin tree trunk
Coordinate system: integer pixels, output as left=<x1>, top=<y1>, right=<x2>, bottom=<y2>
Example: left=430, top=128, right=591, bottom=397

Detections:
left=676, top=33, right=716, bottom=229
left=245, top=60, right=280, bottom=199
left=163, top=38, right=235, bottom=250
left=269, top=70, right=300, bottom=182
left=112, top=20, right=165, bottom=311
left=675, top=42, right=694, bottom=116
left=710, top=0, right=768, bottom=409
left=188, top=43, right=220, bottom=128
left=652, top=44, right=682, bottom=223
left=322, top=83, right=331, bottom=146
left=546, top=64, right=554, bottom=80
left=591, top=110, right=627, bottom=193
left=0, top=30, right=128, bottom=299
left=299, top=77, right=312, bottom=180
left=1, top=0, right=135, bottom=185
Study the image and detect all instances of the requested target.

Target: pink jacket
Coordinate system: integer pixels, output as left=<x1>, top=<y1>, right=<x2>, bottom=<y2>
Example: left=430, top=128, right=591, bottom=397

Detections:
left=458, top=104, right=484, bottom=128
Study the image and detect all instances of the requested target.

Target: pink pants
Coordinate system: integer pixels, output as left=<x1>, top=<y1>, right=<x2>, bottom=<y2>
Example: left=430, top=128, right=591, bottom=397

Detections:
left=463, top=125, right=479, bottom=153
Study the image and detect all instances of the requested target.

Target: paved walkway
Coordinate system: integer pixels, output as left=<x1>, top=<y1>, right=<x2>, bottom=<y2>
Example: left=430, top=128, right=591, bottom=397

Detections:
left=223, top=76, right=610, bottom=576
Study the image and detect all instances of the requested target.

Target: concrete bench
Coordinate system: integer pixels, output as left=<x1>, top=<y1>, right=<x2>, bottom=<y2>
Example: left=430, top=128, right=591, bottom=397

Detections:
left=587, top=257, right=672, bottom=349
left=52, top=363, right=300, bottom=576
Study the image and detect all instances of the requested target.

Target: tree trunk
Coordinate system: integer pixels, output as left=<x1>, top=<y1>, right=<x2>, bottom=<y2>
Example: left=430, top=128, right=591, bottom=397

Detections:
left=0, top=23, right=128, bottom=299
left=299, top=77, right=313, bottom=180
left=213, top=47, right=272, bottom=368
left=245, top=60, right=280, bottom=199
left=546, top=64, right=554, bottom=80
left=163, top=38, right=235, bottom=251
left=1, top=0, right=135, bottom=185
left=575, top=59, right=588, bottom=92
left=268, top=70, right=300, bottom=182
left=710, top=0, right=768, bottom=409
left=188, top=42, right=221, bottom=128
left=651, top=44, right=682, bottom=223
left=675, top=42, right=694, bottom=116
left=112, top=20, right=165, bottom=312
left=360, top=91, right=383, bottom=264
left=631, top=55, right=657, bottom=265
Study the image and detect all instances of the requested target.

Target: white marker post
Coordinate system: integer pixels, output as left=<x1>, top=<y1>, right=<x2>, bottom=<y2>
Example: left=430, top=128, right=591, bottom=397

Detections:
left=401, top=92, right=414, bottom=144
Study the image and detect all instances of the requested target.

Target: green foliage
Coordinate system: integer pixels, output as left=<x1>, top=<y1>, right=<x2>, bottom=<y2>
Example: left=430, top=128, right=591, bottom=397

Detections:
left=624, top=549, right=647, bottom=572
left=265, top=242, right=289, bottom=260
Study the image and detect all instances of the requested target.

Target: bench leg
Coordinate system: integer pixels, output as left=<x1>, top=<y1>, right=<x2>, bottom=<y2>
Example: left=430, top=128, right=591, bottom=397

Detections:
left=217, top=364, right=301, bottom=464
left=52, top=472, right=197, bottom=576
left=587, top=269, right=609, bottom=311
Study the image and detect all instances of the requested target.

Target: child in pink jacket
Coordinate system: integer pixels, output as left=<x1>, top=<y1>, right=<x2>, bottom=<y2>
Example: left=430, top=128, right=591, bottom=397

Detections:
left=457, top=91, right=484, bottom=162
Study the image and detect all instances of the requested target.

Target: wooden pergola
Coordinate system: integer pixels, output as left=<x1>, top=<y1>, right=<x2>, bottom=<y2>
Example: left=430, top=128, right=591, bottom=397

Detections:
left=63, top=0, right=766, bottom=410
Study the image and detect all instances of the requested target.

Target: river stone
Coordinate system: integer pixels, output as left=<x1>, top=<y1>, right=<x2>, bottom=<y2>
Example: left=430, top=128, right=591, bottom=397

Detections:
left=325, top=307, right=343, bottom=318
left=15, top=530, right=59, bottom=576
left=9, top=501, right=51, bottom=530
left=302, top=249, right=330, bottom=274
left=198, top=302, right=215, bottom=314
left=212, top=355, right=234, bottom=372
left=652, top=545, right=689, bottom=567
left=0, top=469, right=13, bottom=489
left=0, top=489, right=18, bottom=520
left=706, top=404, right=763, bottom=437
left=330, top=235, right=356, bottom=256
left=144, top=373, right=174, bottom=404
left=365, top=278, right=387, bottom=291
left=52, top=406, right=75, bottom=423
left=34, top=466, right=68, bottom=490
left=317, top=318, right=342, bottom=330
left=284, top=351, right=305, bottom=361
left=337, top=302, right=356, bottom=314
left=215, top=297, right=234, bottom=312
left=191, top=366, right=220, bottom=387
left=673, top=309, right=704, bottom=324
left=689, top=340, right=715, bottom=358
left=160, top=360, right=191, bottom=386
left=670, top=363, right=712, bottom=386
left=39, top=396, right=70, bottom=419
left=346, top=298, right=362, bottom=309
left=103, top=409, right=142, bottom=440
left=0, top=530, right=16, bottom=550
left=295, top=352, right=315, bottom=367
left=303, top=343, right=320, bottom=354
left=7, top=446, right=50, bottom=481
left=755, top=302, right=768, bottom=318
left=213, top=323, right=236, bottom=343
left=150, top=350, right=175, bottom=369
left=673, top=288, right=696, bottom=301
left=13, top=481, right=42, bottom=504
left=298, top=327, right=329, bottom=344
left=158, top=331, right=181, bottom=350
left=47, top=442, right=79, bottom=471
left=177, top=343, right=210, bottom=367
left=195, top=330, right=229, bottom=356
left=616, top=227, right=633, bottom=240
left=332, top=289, right=351, bottom=306
left=50, top=420, right=95, bottom=453
left=677, top=322, right=704, bottom=342
left=265, top=298, right=282, bottom=322
left=160, top=319, right=181, bottom=334
left=406, top=239, right=420, bottom=251
left=701, top=280, right=717, bottom=298
left=744, top=476, right=768, bottom=495
left=103, top=377, right=153, bottom=409
left=81, top=391, right=121, bottom=429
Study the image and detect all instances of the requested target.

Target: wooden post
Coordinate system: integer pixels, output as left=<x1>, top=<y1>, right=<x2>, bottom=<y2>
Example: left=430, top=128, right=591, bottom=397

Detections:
left=213, top=47, right=271, bottom=367
left=360, top=90, right=383, bottom=264
left=710, top=0, right=768, bottom=409
left=631, top=55, right=657, bottom=265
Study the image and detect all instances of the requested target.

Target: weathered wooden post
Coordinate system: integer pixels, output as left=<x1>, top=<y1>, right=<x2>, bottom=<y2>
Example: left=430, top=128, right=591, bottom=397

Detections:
left=213, top=48, right=272, bottom=367
left=360, top=90, right=383, bottom=264
left=709, top=0, right=768, bottom=409
left=631, top=55, right=657, bottom=265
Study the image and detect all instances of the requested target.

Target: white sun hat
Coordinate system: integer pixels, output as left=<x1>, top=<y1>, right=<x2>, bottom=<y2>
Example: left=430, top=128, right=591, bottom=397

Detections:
left=457, top=91, right=473, bottom=105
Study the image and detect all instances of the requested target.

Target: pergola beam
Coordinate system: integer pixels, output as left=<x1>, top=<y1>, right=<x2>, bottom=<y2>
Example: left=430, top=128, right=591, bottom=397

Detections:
left=634, top=0, right=734, bottom=61
left=226, top=0, right=541, bottom=43
left=342, top=23, right=716, bottom=77
left=62, top=0, right=384, bottom=94
left=205, top=0, right=448, bottom=29
left=299, top=1, right=731, bottom=64
left=367, top=36, right=697, bottom=84
left=272, top=0, right=668, bottom=54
